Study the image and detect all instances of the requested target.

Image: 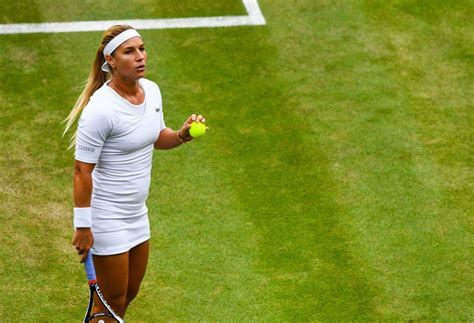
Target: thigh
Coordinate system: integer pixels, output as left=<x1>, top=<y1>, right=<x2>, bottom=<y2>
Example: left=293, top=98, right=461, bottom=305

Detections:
left=127, top=240, right=150, bottom=299
left=93, top=252, right=129, bottom=314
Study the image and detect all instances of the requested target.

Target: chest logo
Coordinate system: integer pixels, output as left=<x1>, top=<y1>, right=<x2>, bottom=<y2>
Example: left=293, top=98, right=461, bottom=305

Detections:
left=155, top=107, right=160, bottom=112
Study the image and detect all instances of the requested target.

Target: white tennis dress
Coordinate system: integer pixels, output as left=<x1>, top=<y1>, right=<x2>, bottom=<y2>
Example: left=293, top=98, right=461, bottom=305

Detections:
left=75, top=78, right=166, bottom=255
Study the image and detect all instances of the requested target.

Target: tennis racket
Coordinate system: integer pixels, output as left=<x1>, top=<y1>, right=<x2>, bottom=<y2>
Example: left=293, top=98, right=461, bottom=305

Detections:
left=83, top=252, right=124, bottom=322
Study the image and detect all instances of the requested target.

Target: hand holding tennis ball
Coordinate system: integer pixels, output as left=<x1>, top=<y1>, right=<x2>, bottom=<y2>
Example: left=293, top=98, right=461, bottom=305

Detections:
left=178, top=114, right=208, bottom=143
left=189, top=121, right=207, bottom=138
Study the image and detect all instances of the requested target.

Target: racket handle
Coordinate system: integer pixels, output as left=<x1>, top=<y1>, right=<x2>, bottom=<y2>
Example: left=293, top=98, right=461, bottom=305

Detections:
left=84, top=252, right=97, bottom=282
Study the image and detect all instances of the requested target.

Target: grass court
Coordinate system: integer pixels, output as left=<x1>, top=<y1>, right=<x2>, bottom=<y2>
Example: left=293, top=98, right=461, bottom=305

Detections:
left=0, top=0, right=472, bottom=321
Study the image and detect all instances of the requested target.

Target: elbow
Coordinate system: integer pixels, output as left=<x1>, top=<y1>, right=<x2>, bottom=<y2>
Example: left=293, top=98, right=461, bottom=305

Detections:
left=74, top=160, right=95, bottom=176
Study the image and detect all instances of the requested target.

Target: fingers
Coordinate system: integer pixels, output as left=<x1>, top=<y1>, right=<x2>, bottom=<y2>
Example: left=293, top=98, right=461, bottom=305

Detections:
left=187, top=114, right=206, bottom=124
left=185, top=114, right=196, bottom=125
left=77, top=244, right=92, bottom=263
left=80, top=250, right=89, bottom=263
left=75, top=241, right=90, bottom=257
left=72, top=229, right=94, bottom=262
left=194, top=114, right=206, bottom=123
left=74, top=243, right=90, bottom=263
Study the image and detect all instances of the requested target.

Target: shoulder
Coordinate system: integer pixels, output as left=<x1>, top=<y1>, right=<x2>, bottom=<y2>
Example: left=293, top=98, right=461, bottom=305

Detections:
left=79, top=86, right=116, bottom=126
left=84, top=85, right=115, bottom=115
left=90, top=84, right=114, bottom=105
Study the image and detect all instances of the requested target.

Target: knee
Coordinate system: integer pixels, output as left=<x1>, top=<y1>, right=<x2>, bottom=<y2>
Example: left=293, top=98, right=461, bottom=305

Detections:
left=101, top=292, right=127, bottom=316
left=125, top=286, right=140, bottom=306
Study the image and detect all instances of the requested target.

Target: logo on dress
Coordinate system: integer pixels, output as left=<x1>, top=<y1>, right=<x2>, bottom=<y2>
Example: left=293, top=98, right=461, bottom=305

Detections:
left=155, top=107, right=160, bottom=112
left=78, top=145, right=95, bottom=153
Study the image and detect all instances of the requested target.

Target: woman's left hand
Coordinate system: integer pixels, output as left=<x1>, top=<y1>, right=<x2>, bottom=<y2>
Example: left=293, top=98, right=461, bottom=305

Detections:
left=178, top=114, right=206, bottom=142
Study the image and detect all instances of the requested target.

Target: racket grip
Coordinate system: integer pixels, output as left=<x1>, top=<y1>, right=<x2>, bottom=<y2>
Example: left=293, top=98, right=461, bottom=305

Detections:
left=84, top=252, right=97, bottom=282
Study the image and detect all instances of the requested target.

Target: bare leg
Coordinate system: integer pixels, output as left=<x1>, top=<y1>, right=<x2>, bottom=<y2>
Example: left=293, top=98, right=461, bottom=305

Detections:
left=124, top=240, right=150, bottom=312
left=91, top=240, right=149, bottom=319
left=92, top=252, right=129, bottom=318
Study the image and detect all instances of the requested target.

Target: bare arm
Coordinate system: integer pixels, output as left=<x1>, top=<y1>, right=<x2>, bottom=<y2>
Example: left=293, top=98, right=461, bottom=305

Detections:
left=71, top=160, right=95, bottom=263
left=154, top=127, right=185, bottom=150
left=154, top=114, right=206, bottom=150
left=73, top=160, right=95, bottom=207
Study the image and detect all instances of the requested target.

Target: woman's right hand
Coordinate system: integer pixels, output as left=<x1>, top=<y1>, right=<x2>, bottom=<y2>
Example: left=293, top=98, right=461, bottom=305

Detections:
left=72, top=228, right=94, bottom=263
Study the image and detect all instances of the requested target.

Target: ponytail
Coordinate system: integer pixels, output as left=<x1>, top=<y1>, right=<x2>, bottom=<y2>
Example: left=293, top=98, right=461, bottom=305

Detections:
left=63, top=25, right=133, bottom=149
left=63, top=50, right=107, bottom=148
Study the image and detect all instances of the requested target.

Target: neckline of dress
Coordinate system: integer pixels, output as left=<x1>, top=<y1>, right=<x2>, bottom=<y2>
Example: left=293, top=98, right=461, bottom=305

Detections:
left=105, top=79, right=146, bottom=108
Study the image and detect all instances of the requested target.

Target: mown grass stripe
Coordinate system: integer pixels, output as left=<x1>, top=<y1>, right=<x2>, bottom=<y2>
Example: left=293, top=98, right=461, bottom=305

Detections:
left=259, top=0, right=473, bottom=320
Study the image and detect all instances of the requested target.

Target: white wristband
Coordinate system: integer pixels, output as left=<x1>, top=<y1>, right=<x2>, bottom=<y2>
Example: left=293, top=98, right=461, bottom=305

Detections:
left=74, top=207, right=92, bottom=228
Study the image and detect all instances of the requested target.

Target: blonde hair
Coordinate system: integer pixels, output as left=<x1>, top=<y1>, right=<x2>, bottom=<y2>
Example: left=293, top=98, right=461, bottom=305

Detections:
left=63, top=25, right=134, bottom=148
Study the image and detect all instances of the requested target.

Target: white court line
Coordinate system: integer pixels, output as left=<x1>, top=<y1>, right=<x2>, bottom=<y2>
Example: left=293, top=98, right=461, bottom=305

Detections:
left=0, top=0, right=265, bottom=34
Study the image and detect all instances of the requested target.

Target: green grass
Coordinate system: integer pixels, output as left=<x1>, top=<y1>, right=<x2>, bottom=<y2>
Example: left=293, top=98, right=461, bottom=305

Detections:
left=0, top=0, right=472, bottom=321
left=0, top=0, right=244, bottom=23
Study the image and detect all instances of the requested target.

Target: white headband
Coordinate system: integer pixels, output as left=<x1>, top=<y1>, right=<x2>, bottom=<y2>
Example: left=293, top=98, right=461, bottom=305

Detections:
left=101, top=29, right=142, bottom=73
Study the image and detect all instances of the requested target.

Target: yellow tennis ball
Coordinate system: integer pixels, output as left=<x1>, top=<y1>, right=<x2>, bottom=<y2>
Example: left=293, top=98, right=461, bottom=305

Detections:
left=189, top=122, right=207, bottom=138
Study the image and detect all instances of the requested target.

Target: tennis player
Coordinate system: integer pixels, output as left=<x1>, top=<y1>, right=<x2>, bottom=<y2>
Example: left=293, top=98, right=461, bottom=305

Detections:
left=64, top=25, right=205, bottom=318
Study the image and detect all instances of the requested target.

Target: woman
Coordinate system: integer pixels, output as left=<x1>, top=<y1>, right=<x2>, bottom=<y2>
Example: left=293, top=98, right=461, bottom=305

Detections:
left=64, top=25, right=205, bottom=317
